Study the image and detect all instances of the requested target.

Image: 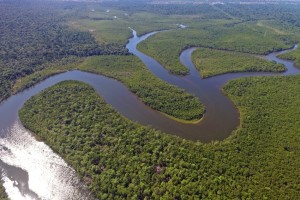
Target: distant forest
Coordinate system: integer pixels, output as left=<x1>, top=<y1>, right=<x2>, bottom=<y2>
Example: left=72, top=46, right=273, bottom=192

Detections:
left=0, top=0, right=129, bottom=102
left=1, top=0, right=300, bottom=103
left=1, top=0, right=300, bottom=199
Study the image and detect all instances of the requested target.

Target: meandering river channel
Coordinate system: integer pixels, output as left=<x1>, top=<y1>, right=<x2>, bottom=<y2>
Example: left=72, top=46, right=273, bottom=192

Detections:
left=0, top=29, right=299, bottom=199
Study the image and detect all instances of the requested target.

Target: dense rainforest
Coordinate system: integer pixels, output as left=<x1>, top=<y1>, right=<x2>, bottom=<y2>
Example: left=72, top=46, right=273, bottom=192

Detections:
left=278, top=47, right=300, bottom=67
left=131, top=2, right=300, bottom=75
left=137, top=20, right=299, bottom=75
left=0, top=0, right=128, bottom=103
left=77, top=55, right=204, bottom=121
left=0, top=0, right=207, bottom=121
left=19, top=76, right=300, bottom=199
left=1, top=0, right=300, bottom=198
left=192, top=48, right=285, bottom=77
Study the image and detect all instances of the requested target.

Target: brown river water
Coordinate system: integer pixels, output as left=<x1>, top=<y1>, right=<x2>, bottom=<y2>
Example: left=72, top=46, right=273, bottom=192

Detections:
left=0, top=29, right=299, bottom=199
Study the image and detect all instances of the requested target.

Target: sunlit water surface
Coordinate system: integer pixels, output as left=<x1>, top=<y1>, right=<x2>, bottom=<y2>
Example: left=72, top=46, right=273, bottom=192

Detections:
left=0, top=120, right=93, bottom=200
left=0, top=27, right=299, bottom=199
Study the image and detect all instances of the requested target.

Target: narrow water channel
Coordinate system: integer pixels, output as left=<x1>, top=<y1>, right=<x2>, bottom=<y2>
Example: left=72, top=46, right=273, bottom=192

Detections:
left=0, top=29, right=299, bottom=199
left=126, top=30, right=300, bottom=141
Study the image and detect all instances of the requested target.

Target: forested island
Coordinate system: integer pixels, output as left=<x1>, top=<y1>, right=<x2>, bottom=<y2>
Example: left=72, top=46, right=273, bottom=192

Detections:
left=1, top=0, right=300, bottom=199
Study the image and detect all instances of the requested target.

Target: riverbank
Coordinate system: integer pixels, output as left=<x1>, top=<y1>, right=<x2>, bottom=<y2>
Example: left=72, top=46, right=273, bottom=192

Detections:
left=19, top=74, right=300, bottom=199
left=1, top=29, right=299, bottom=199
left=11, top=55, right=204, bottom=122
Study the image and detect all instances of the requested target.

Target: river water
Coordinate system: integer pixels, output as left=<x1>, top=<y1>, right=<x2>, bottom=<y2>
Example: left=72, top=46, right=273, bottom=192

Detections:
left=126, top=30, right=300, bottom=141
left=0, top=29, right=299, bottom=199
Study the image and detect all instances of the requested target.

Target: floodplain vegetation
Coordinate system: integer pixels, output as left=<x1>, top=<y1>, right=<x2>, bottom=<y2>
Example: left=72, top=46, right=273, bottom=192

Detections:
left=14, top=55, right=204, bottom=121
left=136, top=3, right=300, bottom=75
left=1, top=0, right=300, bottom=199
left=278, top=47, right=300, bottom=68
left=0, top=1, right=128, bottom=103
left=1, top=0, right=204, bottom=121
left=192, top=48, right=285, bottom=78
left=69, top=10, right=178, bottom=45
left=137, top=20, right=298, bottom=75
left=78, top=56, right=204, bottom=121
left=19, top=76, right=300, bottom=199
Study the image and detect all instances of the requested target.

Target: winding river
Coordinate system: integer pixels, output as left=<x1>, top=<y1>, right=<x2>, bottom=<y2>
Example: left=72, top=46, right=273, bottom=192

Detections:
left=0, top=29, right=299, bottom=199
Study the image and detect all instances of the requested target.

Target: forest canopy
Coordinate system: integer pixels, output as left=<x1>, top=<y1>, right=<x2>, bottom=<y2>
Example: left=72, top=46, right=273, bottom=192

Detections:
left=0, top=0, right=128, bottom=102
left=1, top=1, right=300, bottom=198
left=19, top=76, right=300, bottom=199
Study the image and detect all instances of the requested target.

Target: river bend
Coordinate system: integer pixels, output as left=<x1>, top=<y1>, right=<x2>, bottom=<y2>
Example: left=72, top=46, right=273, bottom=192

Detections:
left=0, top=29, right=299, bottom=199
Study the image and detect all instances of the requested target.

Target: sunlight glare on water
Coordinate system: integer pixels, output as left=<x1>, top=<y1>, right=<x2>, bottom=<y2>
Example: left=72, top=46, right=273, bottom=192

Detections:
left=0, top=121, right=92, bottom=200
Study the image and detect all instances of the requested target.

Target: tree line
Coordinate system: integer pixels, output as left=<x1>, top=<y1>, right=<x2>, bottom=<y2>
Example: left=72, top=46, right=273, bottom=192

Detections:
left=0, top=0, right=129, bottom=102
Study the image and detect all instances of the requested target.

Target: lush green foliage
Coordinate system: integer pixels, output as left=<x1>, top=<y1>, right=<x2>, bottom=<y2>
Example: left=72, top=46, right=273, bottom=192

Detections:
left=20, top=76, right=300, bottom=199
left=68, top=3, right=186, bottom=44
left=69, top=18, right=132, bottom=45
left=0, top=1, right=128, bottom=103
left=69, top=8, right=189, bottom=44
left=13, top=55, right=204, bottom=121
left=278, top=47, right=300, bottom=68
left=12, top=57, right=83, bottom=94
left=132, top=4, right=300, bottom=75
left=192, top=48, right=285, bottom=77
left=138, top=20, right=297, bottom=75
left=78, top=55, right=204, bottom=120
